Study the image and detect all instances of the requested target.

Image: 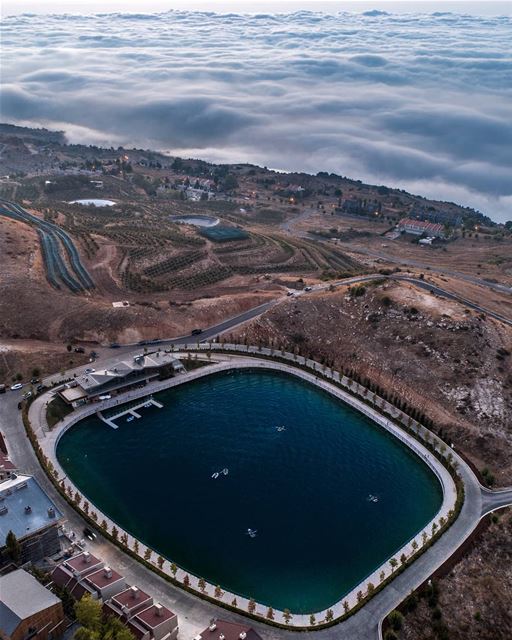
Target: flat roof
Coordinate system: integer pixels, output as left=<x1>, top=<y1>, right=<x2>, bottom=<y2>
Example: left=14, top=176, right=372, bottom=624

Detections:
left=199, top=620, right=262, bottom=640
left=59, top=387, right=88, bottom=402
left=0, top=474, right=62, bottom=543
left=112, top=587, right=152, bottom=610
left=65, top=551, right=103, bottom=573
left=0, top=569, right=61, bottom=636
left=135, top=604, right=175, bottom=628
left=85, top=566, right=124, bottom=590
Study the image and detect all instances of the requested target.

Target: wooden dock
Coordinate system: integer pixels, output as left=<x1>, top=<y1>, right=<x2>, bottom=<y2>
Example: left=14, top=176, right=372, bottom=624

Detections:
left=96, top=396, right=163, bottom=429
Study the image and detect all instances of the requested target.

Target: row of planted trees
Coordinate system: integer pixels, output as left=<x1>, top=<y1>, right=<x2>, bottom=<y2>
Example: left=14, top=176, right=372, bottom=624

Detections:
left=27, top=348, right=463, bottom=629
left=57, top=466, right=458, bottom=630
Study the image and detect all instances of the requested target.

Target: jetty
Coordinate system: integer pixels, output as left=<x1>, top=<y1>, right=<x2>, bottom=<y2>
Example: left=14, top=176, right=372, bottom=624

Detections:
left=97, top=396, right=162, bottom=429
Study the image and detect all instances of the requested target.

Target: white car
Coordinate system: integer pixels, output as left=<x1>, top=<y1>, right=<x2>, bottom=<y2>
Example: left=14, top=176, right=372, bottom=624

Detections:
left=84, top=368, right=95, bottom=374
left=10, top=383, right=23, bottom=391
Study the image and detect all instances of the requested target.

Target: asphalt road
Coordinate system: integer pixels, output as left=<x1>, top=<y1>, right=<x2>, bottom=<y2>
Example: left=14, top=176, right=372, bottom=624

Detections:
left=330, top=243, right=512, bottom=297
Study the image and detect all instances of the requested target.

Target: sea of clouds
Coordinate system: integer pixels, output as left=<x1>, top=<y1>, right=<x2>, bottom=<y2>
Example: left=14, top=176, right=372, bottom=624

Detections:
left=1, top=9, right=511, bottom=221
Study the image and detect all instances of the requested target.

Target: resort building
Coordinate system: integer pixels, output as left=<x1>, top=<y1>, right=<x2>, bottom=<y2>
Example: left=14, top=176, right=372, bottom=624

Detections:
left=0, top=569, right=65, bottom=640
left=51, top=554, right=126, bottom=601
left=59, top=352, right=185, bottom=407
left=194, top=620, right=262, bottom=640
left=52, top=553, right=178, bottom=640
left=0, top=475, right=63, bottom=566
left=125, top=603, right=178, bottom=640
left=397, top=218, right=445, bottom=238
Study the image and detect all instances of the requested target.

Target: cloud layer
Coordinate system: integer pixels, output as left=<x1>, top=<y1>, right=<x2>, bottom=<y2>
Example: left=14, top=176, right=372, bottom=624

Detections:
left=1, top=9, right=511, bottom=221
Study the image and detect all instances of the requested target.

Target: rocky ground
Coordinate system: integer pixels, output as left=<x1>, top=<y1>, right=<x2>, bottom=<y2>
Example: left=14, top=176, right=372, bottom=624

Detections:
left=401, top=509, right=512, bottom=640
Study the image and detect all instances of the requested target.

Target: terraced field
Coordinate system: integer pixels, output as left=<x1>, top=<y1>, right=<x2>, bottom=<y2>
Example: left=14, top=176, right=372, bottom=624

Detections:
left=0, top=198, right=95, bottom=293
left=21, top=198, right=362, bottom=295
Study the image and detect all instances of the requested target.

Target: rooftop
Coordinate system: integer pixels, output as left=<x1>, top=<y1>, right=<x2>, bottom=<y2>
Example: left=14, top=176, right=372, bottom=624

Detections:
left=398, top=218, right=444, bottom=233
left=76, top=352, right=182, bottom=393
left=198, top=620, right=262, bottom=640
left=135, top=604, right=175, bottom=628
left=0, top=474, right=62, bottom=543
left=111, top=586, right=152, bottom=611
left=65, top=551, right=103, bottom=573
left=0, top=569, right=61, bottom=636
left=85, top=566, right=124, bottom=590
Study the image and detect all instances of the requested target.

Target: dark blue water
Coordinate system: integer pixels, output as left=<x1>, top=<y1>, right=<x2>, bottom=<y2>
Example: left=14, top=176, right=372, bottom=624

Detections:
left=57, top=369, right=442, bottom=612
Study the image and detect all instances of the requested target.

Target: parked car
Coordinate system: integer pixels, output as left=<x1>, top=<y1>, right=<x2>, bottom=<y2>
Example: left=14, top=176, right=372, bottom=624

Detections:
left=23, top=391, right=32, bottom=400
left=30, top=377, right=40, bottom=384
left=191, top=328, right=203, bottom=335
left=304, top=286, right=313, bottom=292
left=83, top=527, right=97, bottom=542
left=84, top=368, right=95, bottom=374
left=109, top=343, right=120, bottom=349
left=36, top=384, right=44, bottom=393
left=74, top=347, right=85, bottom=353
left=10, top=383, right=23, bottom=391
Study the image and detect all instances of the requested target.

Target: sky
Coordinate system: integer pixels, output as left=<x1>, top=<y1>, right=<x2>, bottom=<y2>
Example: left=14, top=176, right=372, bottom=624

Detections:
left=1, top=2, right=511, bottom=222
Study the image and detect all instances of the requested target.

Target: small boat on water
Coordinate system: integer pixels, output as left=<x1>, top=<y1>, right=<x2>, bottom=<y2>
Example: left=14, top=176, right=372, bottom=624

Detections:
left=367, top=494, right=379, bottom=503
left=144, top=402, right=152, bottom=408
left=211, top=472, right=219, bottom=479
left=276, top=425, right=286, bottom=432
left=246, top=528, right=257, bottom=538
left=126, top=416, right=135, bottom=423
left=222, top=468, right=229, bottom=476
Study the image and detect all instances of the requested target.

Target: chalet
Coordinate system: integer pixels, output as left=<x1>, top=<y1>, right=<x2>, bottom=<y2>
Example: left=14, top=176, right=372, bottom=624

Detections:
left=398, top=218, right=445, bottom=238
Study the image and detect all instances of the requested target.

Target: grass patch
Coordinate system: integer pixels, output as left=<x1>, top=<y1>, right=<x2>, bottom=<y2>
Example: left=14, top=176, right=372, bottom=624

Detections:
left=46, top=395, right=73, bottom=429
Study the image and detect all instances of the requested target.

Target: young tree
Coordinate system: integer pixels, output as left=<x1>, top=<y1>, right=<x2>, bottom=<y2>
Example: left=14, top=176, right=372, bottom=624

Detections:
left=214, top=585, right=223, bottom=599
left=157, top=556, right=164, bottom=570
left=231, top=597, right=238, bottom=607
left=170, top=562, right=177, bottom=577
left=111, top=526, right=119, bottom=541
left=388, top=610, right=404, bottom=631
left=324, top=609, right=333, bottom=622
left=343, top=601, right=349, bottom=614
left=133, top=540, right=139, bottom=554
left=144, top=548, right=152, bottom=562
left=74, top=594, right=102, bottom=632
left=309, top=614, right=315, bottom=626
left=198, top=577, right=206, bottom=593
left=248, top=598, right=256, bottom=614
left=266, top=607, right=274, bottom=620
left=183, top=574, right=190, bottom=587
left=389, top=558, right=398, bottom=571
left=283, top=609, right=292, bottom=624
left=5, top=530, right=21, bottom=563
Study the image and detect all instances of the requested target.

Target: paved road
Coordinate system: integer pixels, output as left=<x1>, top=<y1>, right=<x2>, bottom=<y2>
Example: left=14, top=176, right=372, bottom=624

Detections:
left=480, top=487, right=512, bottom=516
left=332, top=243, right=512, bottom=297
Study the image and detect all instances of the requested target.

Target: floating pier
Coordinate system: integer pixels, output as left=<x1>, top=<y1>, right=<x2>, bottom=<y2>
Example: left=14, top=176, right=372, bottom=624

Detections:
left=96, top=397, right=162, bottom=429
